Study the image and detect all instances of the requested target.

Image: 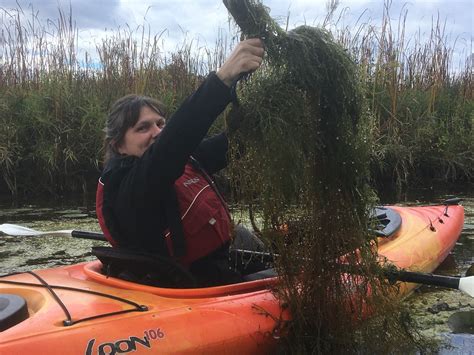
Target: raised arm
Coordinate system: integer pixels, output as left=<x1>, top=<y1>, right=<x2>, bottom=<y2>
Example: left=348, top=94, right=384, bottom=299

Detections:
left=142, top=39, right=264, bottom=185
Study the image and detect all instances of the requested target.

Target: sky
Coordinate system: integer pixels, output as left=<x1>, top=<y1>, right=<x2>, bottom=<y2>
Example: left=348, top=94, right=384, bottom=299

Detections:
left=1, top=0, right=472, bottom=67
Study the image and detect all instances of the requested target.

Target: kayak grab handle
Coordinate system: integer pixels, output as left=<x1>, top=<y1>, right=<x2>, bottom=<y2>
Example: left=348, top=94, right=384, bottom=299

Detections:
left=443, top=197, right=462, bottom=206
left=443, top=197, right=462, bottom=217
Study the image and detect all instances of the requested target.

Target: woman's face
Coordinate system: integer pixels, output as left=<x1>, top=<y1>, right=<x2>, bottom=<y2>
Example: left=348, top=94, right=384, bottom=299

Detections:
left=117, top=105, right=165, bottom=157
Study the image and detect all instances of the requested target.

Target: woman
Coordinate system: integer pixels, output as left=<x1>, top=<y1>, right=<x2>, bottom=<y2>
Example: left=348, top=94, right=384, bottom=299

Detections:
left=96, top=39, right=265, bottom=286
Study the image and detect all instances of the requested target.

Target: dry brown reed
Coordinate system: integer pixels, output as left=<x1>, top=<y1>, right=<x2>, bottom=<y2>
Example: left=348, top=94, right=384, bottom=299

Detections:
left=0, top=0, right=471, bottom=196
left=0, top=3, right=225, bottom=198
left=325, top=1, right=472, bottom=190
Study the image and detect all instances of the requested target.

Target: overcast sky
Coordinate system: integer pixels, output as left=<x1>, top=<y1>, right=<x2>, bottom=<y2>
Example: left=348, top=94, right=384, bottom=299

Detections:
left=1, top=0, right=472, bottom=66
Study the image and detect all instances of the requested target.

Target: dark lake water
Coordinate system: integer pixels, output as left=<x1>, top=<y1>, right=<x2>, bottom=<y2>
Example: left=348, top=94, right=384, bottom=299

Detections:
left=0, top=188, right=473, bottom=350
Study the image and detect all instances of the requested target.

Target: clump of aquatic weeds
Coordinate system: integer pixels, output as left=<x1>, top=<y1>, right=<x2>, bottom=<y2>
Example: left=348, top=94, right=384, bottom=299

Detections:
left=224, top=0, right=438, bottom=353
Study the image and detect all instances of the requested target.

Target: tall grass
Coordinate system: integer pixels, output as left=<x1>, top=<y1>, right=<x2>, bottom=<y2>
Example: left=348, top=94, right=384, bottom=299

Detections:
left=0, top=1, right=472, bottom=199
left=326, top=1, right=473, bottom=191
left=0, top=4, right=228, bottom=199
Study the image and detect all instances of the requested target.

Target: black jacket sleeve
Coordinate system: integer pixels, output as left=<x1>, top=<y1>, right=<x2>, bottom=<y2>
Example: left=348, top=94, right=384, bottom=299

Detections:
left=141, top=72, right=232, bottom=187
left=192, top=133, right=229, bottom=175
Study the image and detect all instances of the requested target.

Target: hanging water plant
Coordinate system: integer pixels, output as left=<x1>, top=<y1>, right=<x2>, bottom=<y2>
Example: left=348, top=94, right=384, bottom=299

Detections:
left=224, top=0, right=435, bottom=353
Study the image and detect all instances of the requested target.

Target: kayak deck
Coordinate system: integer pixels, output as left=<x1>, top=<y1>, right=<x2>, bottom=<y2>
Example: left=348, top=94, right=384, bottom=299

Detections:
left=378, top=205, right=464, bottom=290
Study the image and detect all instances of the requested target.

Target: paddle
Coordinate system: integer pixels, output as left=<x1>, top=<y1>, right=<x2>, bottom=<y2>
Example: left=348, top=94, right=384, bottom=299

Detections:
left=231, top=248, right=474, bottom=297
left=0, top=223, right=106, bottom=241
left=385, top=269, right=473, bottom=297
left=1, top=223, right=472, bottom=297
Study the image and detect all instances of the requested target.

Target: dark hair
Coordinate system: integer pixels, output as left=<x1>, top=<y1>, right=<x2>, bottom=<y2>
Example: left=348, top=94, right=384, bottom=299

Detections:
left=103, top=94, right=166, bottom=162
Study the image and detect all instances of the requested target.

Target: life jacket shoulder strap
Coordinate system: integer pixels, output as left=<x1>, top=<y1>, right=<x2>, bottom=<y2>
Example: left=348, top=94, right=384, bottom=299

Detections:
left=162, top=187, right=186, bottom=257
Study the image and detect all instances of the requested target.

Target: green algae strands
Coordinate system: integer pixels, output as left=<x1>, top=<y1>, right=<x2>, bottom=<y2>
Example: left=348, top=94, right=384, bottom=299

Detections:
left=224, top=0, right=436, bottom=353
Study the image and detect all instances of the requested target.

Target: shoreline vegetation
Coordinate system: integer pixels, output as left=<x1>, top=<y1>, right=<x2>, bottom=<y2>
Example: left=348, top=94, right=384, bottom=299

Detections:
left=0, top=1, right=472, bottom=201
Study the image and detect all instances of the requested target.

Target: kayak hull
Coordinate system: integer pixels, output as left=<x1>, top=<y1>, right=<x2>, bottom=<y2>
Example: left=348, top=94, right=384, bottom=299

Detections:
left=1, top=265, right=284, bottom=354
left=0, top=204, right=464, bottom=354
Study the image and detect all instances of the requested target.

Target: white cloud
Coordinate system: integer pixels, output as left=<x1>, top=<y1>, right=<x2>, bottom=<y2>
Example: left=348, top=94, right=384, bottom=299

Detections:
left=2, top=0, right=471, bottom=67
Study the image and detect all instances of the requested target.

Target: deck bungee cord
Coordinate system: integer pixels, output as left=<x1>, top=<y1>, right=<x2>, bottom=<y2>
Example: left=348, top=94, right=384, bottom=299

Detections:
left=0, top=271, right=148, bottom=326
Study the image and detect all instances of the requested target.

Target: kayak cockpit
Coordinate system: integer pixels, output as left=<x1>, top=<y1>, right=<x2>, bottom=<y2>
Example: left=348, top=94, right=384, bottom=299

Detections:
left=83, top=260, right=278, bottom=298
left=86, top=246, right=278, bottom=297
left=84, top=207, right=405, bottom=296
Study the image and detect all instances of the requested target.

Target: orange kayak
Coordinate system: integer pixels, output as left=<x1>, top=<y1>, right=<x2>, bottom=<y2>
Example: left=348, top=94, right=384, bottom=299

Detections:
left=0, top=204, right=464, bottom=354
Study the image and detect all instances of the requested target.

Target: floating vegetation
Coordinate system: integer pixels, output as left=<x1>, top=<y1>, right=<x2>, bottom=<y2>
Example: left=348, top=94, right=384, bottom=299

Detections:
left=224, top=0, right=436, bottom=352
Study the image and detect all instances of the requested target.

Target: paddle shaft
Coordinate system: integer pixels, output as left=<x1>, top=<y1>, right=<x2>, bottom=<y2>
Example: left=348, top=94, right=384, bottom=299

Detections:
left=387, top=270, right=460, bottom=289
left=232, top=248, right=466, bottom=292
left=71, top=230, right=107, bottom=241
left=4, top=227, right=469, bottom=294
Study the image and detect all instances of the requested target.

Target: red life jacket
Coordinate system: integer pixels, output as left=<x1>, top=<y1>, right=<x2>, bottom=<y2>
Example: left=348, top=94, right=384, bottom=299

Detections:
left=167, top=162, right=231, bottom=265
left=96, top=162, right=231, bottom=266
left=96, top=179, right=116, bottom=247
